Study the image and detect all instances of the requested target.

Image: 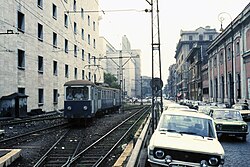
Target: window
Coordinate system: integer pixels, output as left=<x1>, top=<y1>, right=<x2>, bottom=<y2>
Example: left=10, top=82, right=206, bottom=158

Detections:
left=93, top=56, right=96, bottom=65
left=199, top=35, right=203, bottom=41
left=52, top=3, right=57, bottom=19
left=88, top=15, right=90, bottom=26
left=17, top=11, right=25, bottom=32
left=219, top=52, right=223, bottom=65
left=18, top=49, right=25, bottom=68
left=74, top=22, right=77, bottom=34
left=53, top=60, right=57, bottom=76
left=214, top=57, right=217, bottom=67
left=209, top=35, right=213, bottom=40
left=227, top=47, right=231, bottom=60
left=81, top=28, right=84, bottom=40
left=38, top=56, right=43, bottom=73
left=82, top=70, right=85, bottom=79
left=81, top=8, right=84, bottom=19
left=73, top=0, right=76, bottom=11
left=38, top=23, right=43, bottom=41
left=237, top=73, right=241, bottom=99
left=236, top=41, right=240, bottom=55
left=38, top=88, right=44, bottom=104
left=53, top=89, right=58, bottom=103
left=88, top=34, right=90, bottom=45
left=18, top=87, right=25, bottom=94
left=88, top=53, right=91, bottom=64
left=65, top=64, right=69, bottom=78
left=189, top=35, right=193, bottom=41
left=94, top=74, right=96, bottom=82
left=38, top=0, right=43, bottom=8
left=82, top=49, right=84, bottom=60
left=93, top=21, right=96, bottom=31
left=88, top=72, right=91, bottom=81
left=53, top=32, right=57, bottom=47
left=74, top=67, right=77, bottom=79
left=65, top=39, right=68, bottom=53
left=64, top=14, right=68, bottom=28
left=74, top=45, right=77, bottom=57
left=93, top=39, right=96, bottom=49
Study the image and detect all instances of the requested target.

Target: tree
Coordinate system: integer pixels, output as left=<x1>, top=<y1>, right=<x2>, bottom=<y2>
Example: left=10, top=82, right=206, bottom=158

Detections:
left=104, top=73, right=120, bottom=89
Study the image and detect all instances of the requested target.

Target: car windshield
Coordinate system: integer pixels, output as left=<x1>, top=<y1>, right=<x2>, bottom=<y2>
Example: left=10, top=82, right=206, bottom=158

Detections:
left=158, top=114, right=216, bottom=138
left=213, top=110, right=243, bottom=120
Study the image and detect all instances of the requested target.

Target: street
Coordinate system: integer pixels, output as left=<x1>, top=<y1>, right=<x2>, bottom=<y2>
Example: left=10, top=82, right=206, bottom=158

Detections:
left=221, top=121, right=250, bottom=167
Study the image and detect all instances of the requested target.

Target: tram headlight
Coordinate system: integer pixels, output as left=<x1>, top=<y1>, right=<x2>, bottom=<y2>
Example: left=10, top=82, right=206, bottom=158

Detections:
left=83, top=106, right=88, bottom=110
left=67, top=106, right=72, bottom=111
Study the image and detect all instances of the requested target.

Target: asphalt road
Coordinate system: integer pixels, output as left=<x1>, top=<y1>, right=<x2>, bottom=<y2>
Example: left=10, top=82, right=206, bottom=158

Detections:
left=220, top=121, right=250, bottom=167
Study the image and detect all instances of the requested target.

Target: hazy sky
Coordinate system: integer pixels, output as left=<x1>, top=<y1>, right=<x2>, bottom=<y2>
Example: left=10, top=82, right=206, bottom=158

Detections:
left=98, top=0, right=249, bottom=84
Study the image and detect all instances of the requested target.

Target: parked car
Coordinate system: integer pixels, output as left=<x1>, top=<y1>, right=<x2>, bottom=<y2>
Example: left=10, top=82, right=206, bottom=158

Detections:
left=164, top=103, right=189, bottom=110
left=217, top=103, right=228, bottom=108
left=148, top=110, right=225, bottom=167
left=232, top=103, right=250, bottom=120
left=209, top=108, right=249, bottom=141
left=198, top=105, right=218, bottom=115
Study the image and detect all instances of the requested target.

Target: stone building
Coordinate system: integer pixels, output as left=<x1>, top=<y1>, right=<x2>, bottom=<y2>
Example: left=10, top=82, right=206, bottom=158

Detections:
left=207, top=3, right=250, bottom=105
left=0, top=0, right=102, bottom=113
left=175, top=26, right=218, bottom=99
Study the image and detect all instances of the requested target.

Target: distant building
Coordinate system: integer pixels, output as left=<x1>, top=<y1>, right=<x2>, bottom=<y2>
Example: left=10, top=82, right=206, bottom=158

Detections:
left=0, top=0, right=102, bottom=113
left=141, top=76, right=152, bottom=98
left=166, top=64, right=177, bottom=99
left=99, top=36, right=141, bottom=98
left=175, top=26, right=218, bottom=99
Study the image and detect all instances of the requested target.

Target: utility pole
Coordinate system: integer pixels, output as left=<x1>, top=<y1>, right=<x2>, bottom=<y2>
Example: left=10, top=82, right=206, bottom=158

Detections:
left=146, top=0, right=162, bottom=132
left=119, top=51, right=124, bottom=111
left=98, top=51, right=139, bottom=111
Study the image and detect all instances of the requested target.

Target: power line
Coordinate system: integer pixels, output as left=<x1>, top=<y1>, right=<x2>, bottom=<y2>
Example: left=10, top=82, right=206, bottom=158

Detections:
left=65, top=9, right=145, bottom=14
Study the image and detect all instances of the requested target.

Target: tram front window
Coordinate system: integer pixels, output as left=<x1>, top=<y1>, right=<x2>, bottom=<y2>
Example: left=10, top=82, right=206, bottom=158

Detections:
left=66, top=87, right=89, bottom=100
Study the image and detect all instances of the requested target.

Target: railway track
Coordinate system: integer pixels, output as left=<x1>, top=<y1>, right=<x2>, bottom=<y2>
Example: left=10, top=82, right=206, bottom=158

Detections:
left=0, top=112, right=63, bottom=126
left=0, top=123, right=70, bottom=148
left=33, top=106, right=150, bottom=167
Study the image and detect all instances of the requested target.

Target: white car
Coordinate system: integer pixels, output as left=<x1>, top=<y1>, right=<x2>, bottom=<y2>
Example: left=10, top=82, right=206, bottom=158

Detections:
left=164, top=103, right=189, bottom=110
left=148, top=110, right=225, bottom=167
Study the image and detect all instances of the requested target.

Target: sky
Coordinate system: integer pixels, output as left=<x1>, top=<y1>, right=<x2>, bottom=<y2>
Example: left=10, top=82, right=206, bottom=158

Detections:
left=98, top=0, right=250, bottom=84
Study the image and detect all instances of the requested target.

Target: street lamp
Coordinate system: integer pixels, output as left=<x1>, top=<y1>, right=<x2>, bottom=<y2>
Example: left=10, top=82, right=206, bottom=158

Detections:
left=218, top=12, right=234, bottom=106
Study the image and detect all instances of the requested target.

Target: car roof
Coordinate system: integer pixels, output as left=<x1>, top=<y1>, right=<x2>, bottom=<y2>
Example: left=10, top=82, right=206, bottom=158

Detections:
left=162, top=110, right=212, bottom=120
left=211, top=108, right=239, bottom=112
left=233, top=103, right=247, bottom=106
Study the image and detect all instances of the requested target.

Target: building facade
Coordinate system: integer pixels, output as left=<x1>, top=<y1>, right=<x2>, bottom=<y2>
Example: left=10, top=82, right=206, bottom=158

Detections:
left=186, top=41, right=212, bottom=101
left=166, top=64, right=177, bottom=100
left=207, top=3, right=250, bottom=105
left=0, top=0, right=102, bottom=112
left=175, top=26, right=218, bottom=99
